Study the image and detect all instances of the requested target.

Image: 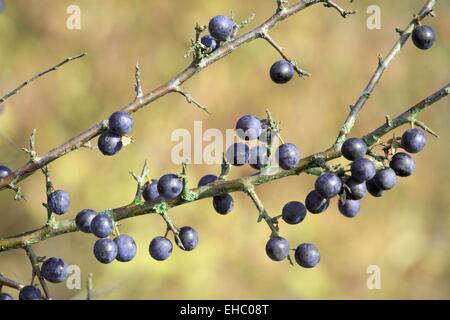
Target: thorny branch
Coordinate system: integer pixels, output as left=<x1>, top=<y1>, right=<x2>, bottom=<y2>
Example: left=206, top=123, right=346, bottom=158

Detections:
left=335, top=0, right=437, bottom=146
left=0, top=0, right=447, bottom=285
left=0, top=81, right=447, bottom=252
left=0, top=53, right=86, bottom=105
left=0, top=0, right=355, bottom=192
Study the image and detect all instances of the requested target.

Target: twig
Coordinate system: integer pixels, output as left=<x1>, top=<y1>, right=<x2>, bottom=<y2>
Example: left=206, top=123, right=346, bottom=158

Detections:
left=0, top=273, right=25, bottom=290
left=245, top=186, right=279, bottom=237
left=363, top=83, right=449, bottom=145
left=24, top=246, right=51, bottom=300
left=322, top=0, right=357, bottom=18
left=41, top=165, right=55, bottom=221
left=130, top=159, right=149, bottom=204
left=335, top=0, right=436, bottom=146
left=219, top=152, right=231, bottom=181
left=174, top=86, right=210, bottom=114
left=0, top=53, right=86, bottom=105
left=261, top=33, right=311, bottom=77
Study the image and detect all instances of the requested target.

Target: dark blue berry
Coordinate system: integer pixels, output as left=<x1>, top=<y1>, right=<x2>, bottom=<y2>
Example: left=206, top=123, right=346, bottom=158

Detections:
left=98, top=130, right=123, bottom=156
left=143, top=179, right=161, bottom=202
left=366, top=179, right=385, bottom=197
left=235, top=115, right=262, bottom=140
left=315, top=172, right=342, bottom=199
left=201, top=35, right=218, bottom=51
left=213, top=194, right=234, bottom=215
left=178, top=226, right=199, bottom=251
left=93, top=238, right=118, bottom=264
left=108, top=111, right=133, bottom=135
left=90, top=213, right=114, bottom=238
left=0, top=293, right=13, bottom=300
left=19, top=286, right=41, bottom=300
left=198, top=174, right=218, bottom=187
left=338, top=198, right=360, bottom=218
left=270, top=60, right=294, bottom=84
left=0, top=164, right=12, bottom=179
left=226, top=142, right=250, bottom=166
left=351, top=158, right=376, bottom=182
left=114, top=234, right=137, bottom=262
left=157, top=174, right=183, bottom=199
left=47, top=189, right=70, bottom=215
left=401, top=128, right=426, bottom=153
left=305, top=190, right=329, bottom=214
left=75, top=209, right=97, bottom=233
left=390, top=152, right=416, bottom=177
left=373, top=168, right=397, bottom=191
left=276, top=143, right=300, bottom=170
left=249, top=145, right=270, bottom=170
left=341, top=138, right=368, bottom=161
left=282, top=201, right=307, bottom=225
left=41, top=257, right=68, bottom=283
left=149, top=236, right=173, bottom=261
left=208, top=15, right=234, bottom=42
left=295, top=243, right=320, bottom=268
left=265, top=236, right=290, bottom=261
left=345, top=177, right=367, bottom=200
left=412, top=25, right=436, bottom=50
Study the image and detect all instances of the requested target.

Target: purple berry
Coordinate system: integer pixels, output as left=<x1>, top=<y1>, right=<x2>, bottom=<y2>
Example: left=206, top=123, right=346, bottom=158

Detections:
left=213, top=194, right=234, bottom=215
left=276, top=143, right=300, bottom=170
left=389, top=152, right=416, bottom=177
left=143, top=179, right=161, bottom=202
left=90, top=213, right=114, bottom=238
left=315, top=172, right=342, bottom=199
left=341, top=138, right=368, bottom=161
left=282, top=201, right=307, bottom=225
left=114, top=234, right=137, bottom=262
left=108, top=111, right=133, bottom=135
left=208, top=15, right=234, bottom=42
left=47, top=190, right=70, bottom=215
left=295, top=243, right=320, bottom=268
left=265, top=236, right=290, bottom=261
left=149, top=236, right=173, bottom=261
left=401, top=128, right=426, bottom=153
left=157, top=174, right=183, bottom=199
left=98, top=130, right=123, bottom=156
left=75, top=209, right=97, bottom=233
left=235, top=115, right=262, bottom=140
left=93, top=238, right=118, bottom=264
left=270, top=60, right=294, bottom=84
left=41, top=257, right=68, bottom=283
left=351, top=158, right=376, bottom=182
left=412, top=25, right=436, bottom=50
left=305, top=190, right=329, bottom=214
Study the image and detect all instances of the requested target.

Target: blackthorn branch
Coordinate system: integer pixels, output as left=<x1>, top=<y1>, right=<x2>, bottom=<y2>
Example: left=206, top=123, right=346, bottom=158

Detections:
left=0, top=53, right=86, bottom=105
left=335, top=0, right=436, bottom=146
left=0, top=0, right=352, bottom=192
left=0, top=83, right=447, bottom=252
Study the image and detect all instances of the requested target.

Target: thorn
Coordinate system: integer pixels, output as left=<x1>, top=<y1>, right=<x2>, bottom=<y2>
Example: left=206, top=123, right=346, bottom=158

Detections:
left=413, top=119, right=439, bottom=138
left=134, top=62, right=144, bottom=99
left=395, top=28, right=405, bottom=35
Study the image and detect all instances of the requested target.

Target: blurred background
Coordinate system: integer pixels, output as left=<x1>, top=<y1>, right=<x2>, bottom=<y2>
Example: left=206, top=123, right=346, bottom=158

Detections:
left=0, top=0, right=449, bottom=300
